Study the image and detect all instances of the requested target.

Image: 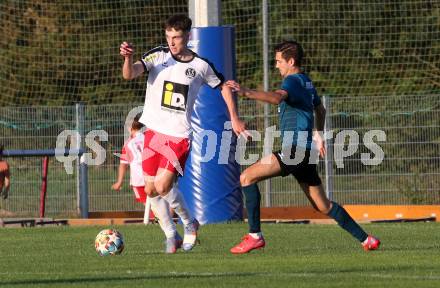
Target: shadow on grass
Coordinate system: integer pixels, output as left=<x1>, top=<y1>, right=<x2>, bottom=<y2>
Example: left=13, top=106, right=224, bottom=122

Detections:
left=3, top=264, right=431, bottom=286
left=0, top=272, right=262, bottom=286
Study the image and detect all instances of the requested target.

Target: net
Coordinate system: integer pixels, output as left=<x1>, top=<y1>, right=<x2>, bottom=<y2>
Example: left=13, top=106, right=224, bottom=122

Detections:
left=265, top=0, right=440, bottom=97
left=222, top=0, right=440, bottom=205
left=1, top=0, right=438, bottom=106
left=0, top=0, right=188, bottom=106
left=1, top=1, right=439, bottom=216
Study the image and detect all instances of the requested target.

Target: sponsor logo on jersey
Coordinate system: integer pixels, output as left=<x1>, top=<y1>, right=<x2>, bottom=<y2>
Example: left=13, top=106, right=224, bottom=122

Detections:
left=185, top=68, right=196, bottom=79
left=161, top=81, right=189, bottom=112
left=143, top=53, right=157, bottom=63
left=306, top=82, right=314, bottom=89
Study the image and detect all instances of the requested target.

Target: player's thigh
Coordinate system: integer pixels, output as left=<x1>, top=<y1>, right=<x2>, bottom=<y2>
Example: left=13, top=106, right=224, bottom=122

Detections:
left=154, top=168, right=177, bottom=195
left=142, top=130, right=162, bottom=176
left=240, top=153, right=282, bottom=186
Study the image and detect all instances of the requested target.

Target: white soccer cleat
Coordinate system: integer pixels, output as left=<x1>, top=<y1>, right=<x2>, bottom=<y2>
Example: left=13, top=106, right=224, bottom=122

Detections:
left=182, top=219, right=200, bottom=251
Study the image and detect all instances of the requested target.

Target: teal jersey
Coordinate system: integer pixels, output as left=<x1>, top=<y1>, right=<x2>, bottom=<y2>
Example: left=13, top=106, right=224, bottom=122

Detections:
left=279, top=73, right=321, bottom=149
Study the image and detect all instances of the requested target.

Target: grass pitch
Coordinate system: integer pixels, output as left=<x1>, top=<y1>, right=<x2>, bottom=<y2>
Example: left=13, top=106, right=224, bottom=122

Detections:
left=0, top=222, right=439, bottom=288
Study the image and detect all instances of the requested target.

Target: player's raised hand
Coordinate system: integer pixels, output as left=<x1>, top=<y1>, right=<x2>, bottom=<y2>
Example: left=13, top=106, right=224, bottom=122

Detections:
left=224, top=80, right=242, bottom=93
left=225, top=80, right=252, bottom=99
left=120, top=42, right=134, bottom=58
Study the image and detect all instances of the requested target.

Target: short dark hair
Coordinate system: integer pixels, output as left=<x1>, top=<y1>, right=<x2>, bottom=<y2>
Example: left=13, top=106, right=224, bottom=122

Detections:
left=132, top=113, right=144, bottom=131
left=165, top=14, right=192, bottom=33
left=274, top=40, right=304, bottom=66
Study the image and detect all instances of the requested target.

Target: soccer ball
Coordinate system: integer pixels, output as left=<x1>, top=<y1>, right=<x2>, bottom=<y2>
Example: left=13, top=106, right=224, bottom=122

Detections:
left=94, top=229, right=125, bottom=256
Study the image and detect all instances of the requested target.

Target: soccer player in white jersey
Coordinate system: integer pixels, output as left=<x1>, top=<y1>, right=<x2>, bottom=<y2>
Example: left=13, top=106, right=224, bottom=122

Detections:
left=120, top=14, right=246, bottom=253
left=112, top=114, right=156, bottom=220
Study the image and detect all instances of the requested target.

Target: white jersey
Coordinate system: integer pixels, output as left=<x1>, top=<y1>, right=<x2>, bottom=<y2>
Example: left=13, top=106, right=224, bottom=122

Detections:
left=138, top=46, right=224, bottom=138
left=120, top=132, right=144, bottom=187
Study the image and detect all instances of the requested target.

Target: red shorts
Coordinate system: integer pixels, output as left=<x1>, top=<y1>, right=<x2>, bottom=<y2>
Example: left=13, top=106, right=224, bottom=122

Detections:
left=132, top=186, right=147, bottom=204
left=142, top=129, right=190, bottom=177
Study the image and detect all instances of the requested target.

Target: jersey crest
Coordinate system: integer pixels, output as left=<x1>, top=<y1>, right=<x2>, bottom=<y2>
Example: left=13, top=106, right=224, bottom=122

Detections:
left=185, top=67, right=196, bottom=79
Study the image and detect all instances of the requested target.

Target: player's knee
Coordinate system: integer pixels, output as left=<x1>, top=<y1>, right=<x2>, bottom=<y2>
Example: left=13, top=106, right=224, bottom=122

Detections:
left=240, top=173, right=255, bottom=187
left=154, top=181, right=172, bottom=195
left=144, top=186, right=156, bottom=197
left=315, top=201, right=332, bottom=214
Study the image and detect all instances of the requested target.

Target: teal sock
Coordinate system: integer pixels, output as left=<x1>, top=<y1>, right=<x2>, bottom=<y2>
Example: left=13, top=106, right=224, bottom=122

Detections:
left=327, top=202, right=368, bottom=242
left=243, top=184, right=261, bottom=233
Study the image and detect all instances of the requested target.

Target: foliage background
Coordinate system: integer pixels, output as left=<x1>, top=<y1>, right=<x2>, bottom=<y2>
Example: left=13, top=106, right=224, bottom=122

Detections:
left=0, top=1, right=439, bottom=215
left=0, top=0, right=439, bottom=106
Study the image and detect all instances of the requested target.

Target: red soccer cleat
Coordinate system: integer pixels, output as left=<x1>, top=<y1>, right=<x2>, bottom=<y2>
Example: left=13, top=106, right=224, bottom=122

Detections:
left=362, top=235, right=381, bottom=251
left=230, top=234, right=265, bottom=254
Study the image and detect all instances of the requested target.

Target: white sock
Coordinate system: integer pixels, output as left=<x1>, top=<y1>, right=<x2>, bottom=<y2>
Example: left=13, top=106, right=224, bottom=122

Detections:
left=161, top=186, right=192, bottom=226
left=149, top=195, right=176, bottom=239
left=249, top=232, right=262, bottom=239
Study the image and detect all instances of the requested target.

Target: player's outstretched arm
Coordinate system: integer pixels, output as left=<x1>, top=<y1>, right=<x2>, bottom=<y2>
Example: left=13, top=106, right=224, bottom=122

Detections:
left=120, top=42, right=144, bottom=80
left=219, top=84, right=248, bottom=137
left=224, top=80, right=287, bottom=105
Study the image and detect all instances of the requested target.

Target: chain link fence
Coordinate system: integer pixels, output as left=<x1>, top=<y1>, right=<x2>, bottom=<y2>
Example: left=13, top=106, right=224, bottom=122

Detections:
left=1, top=95, right=439, bottom=217
left=1, top=0, right=439, bottom=217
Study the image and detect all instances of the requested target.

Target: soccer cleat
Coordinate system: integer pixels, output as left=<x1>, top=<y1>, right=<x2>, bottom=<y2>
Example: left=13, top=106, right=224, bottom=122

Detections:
left=362, top=235, right=381, bottom=251
left=165, top=233, right=183, bottom=254
left=230, top=234, right=265, bottom=254
left=182, top=219, right=200, bottom=251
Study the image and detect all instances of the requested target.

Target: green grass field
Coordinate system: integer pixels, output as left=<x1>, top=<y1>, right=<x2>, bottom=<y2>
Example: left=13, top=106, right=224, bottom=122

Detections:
left=0, top=222, right=439, bottom=288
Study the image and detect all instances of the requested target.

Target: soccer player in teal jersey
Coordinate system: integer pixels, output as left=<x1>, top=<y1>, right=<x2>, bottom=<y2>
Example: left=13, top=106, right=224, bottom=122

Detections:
left=225, top=40, right=380, bottom=254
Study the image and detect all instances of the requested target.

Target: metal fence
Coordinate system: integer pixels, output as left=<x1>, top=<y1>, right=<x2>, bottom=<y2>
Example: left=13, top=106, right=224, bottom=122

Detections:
left=1, top=0, right=439, bottom=217
left=1, top=95, right=439, bottom=218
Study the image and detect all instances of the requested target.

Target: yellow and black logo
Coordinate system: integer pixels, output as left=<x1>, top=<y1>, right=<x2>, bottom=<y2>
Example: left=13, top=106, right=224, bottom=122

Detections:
left=161, top=81, right=189, bottom=112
